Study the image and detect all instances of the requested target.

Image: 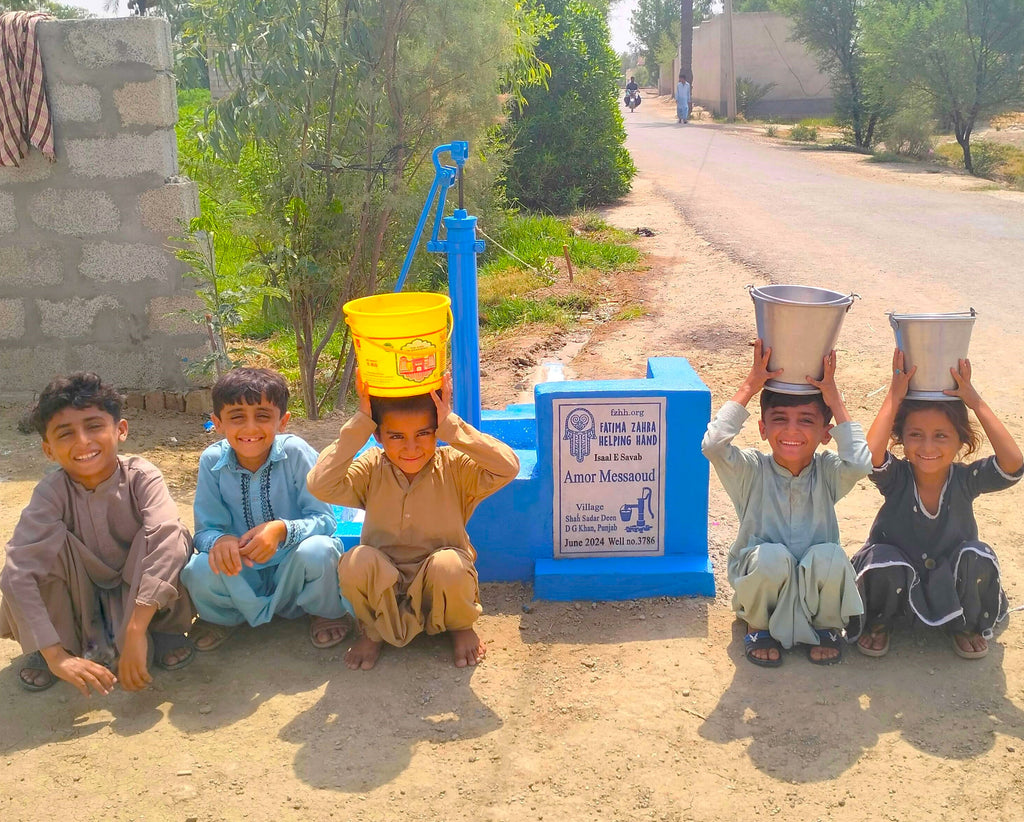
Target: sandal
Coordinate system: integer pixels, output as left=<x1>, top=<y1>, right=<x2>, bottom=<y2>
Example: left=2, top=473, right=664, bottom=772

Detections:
left=952, top=632, right=988, bottom=660
left=743, top=629, right=783, bottom=668
left=310, top=614, right=354, bottom=650
left=857, top=624, right=890, bottom=658
left=151, top=632, right=196, bottom=671
left=808, top=628, right=843, bottom=666
left=18, top=650, right=56, bottom=692
left=188, top=619, right=236, bottom=652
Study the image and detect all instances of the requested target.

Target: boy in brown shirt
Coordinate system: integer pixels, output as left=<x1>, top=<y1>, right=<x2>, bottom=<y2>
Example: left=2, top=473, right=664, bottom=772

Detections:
left=0, top=373, right=194, bottom=694
left=307, top=374, right=519, bottom=670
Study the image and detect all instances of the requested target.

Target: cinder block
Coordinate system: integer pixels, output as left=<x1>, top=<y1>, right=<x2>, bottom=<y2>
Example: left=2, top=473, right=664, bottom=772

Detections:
left=0, top=150, right=53, bottom=186
left=80, top=241, right=171, bottom=283
left=114, top=75, right=177, bottom=127
left=61, top=18, right=172, bottom=71
left=139, top=179, right=199, bottom=234
left=0, top=192, right=15, bottom=234
left=164, top=391, right=186, bottom=412
left=66, top=132, right=177, bottom=179
left=67, top=344, right=162, bottom=390
left=0, top=299, right=26, bottom=338
left=48, top=83, right=102, bottom=123
left=146, top=294, right=203, bottom=334
left=125, top=391, right=146, bottom=409
left=37, top=296, right=121, bottom=337
left=30, top=189, right=120, bottom=235
left=0, top=346, right=67, bottom=393
left=184, top=388, right=214, bottom=415
left=144, top=390, right=164, bottom=411
left=0, top=246, right=63, bottom=286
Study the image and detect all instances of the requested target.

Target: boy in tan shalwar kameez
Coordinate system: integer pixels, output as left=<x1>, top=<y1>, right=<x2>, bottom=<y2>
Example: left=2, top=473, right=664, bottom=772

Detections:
left=0, top=373, right=194, bottom=694
left=307, top=373, right=519, bottom=670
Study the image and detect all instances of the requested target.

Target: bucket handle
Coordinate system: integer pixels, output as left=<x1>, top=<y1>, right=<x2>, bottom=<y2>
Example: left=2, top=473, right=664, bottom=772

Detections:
left=446, top=305, right=454, bottom=342
left=845, top=293, right=860, bottom=313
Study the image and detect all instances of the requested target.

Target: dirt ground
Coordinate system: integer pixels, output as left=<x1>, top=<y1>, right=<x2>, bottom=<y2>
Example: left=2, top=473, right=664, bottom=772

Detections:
left=3, top=115, right=1024, bottom=821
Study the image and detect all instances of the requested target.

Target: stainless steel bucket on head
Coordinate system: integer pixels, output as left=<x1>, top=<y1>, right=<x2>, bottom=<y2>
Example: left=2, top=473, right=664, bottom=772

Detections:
left=889, top=309, right=976, bottom=400
left=749, top=284, right=857, bottom=395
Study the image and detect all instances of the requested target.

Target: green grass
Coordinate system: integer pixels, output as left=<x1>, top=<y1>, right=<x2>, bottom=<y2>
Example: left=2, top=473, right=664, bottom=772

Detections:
left=789, top=123, right=818, bottom=142
left=796, top=116, right=836, bottom=129
left=613, top=304, right=646, bottom=321
left=936, top=140, right=1024, bottom=188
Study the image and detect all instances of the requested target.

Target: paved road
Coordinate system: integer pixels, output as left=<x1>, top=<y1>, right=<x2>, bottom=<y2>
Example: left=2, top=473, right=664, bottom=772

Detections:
left=623, top=107, right=1024, bottom=327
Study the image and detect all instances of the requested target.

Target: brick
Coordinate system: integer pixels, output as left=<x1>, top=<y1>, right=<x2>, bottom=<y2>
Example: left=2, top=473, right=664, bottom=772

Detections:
left=0, top=299, right=25, bottom=338
left=146, top=294, right=204, bottom=335
left=139, top=179, right=199, bottom=234
left=0, top=246, right=63, bottom=286
left=48, top=83, right=102, bottom=124
left=60, top=18, right=172, bottom=70
left=164, top=391, right=185, bottom=412
left=144, top=390, right=164, bottom=411
left=80, top=241, right=171, bottom=283
left=0, top=346, right=67, bottom=393
left=30, top=189, right=120, bottom=235
left=0, top=150, right=53, bottom=186
left=184, top=388, right=213, bottom=415
left=37, top=296, right=121, bottom=337
left=114, top=75, right=177, bottom=127
left=65, top=132, right=177, bottom=179
left=125, top=391, right=146, bottom=409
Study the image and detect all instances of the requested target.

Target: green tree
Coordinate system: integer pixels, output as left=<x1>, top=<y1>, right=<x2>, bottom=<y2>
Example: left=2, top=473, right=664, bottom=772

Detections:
left=774, top=0, right=888, bottom=148
left=629, top=0, right=709, bottom=84
left=734, top=0, right=773, bottom=10
left=0, top=0, right=89, bottom=16
left=868, top=0, right=1024, bottom=172
left=506, top=0, right=636, bottom=212
left=190, top=0, right=539, bottom=417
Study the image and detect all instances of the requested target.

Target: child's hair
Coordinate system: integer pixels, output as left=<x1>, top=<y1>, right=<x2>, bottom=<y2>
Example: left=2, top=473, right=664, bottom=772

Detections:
left=892, top=399, right=980, bottom=457
left=29, top=372, right=123, bottom=437
left=759, top=388, right=833, bottom=424
left=369, top=392, right=438, bottom=430
left=212, top=368, right=289, bottom=416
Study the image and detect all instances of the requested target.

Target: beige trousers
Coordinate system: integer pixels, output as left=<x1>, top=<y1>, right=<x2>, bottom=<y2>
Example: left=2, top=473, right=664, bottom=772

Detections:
left=338, top=544, right=482, bottom=646
left=731, top=542, right=863, bottom=649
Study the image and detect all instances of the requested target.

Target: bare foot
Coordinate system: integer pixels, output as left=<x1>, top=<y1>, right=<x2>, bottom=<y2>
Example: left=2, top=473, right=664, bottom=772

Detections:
left=344, top=634, right=383, bottom=670
left=953, top=632, right=988, bottom=657
left=858, top=625, right=889, bottom=656
left=746, top=623, right=780, bottom=664
left=809, top=644, right=840, bottom=663
left=450, top=628, right=486, bottom=668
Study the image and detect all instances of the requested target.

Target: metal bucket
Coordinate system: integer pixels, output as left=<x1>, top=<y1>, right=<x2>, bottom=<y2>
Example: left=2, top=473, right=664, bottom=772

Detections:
left=889, top=310, right=976, bottom=400
left=749, top=285, right=857, bottom=395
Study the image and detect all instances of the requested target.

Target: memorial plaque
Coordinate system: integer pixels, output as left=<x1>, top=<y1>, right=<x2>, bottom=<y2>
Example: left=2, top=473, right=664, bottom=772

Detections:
left=553, top=397, right=667, bottom=558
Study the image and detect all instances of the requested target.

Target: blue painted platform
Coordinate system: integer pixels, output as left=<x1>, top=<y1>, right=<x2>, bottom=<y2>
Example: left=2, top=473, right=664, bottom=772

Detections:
left=334, top=356, right=714, bottom=601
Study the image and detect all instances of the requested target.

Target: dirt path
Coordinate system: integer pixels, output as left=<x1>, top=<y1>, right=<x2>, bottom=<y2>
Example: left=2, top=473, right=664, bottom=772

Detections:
left=3, top=114, right=1024, bottom=820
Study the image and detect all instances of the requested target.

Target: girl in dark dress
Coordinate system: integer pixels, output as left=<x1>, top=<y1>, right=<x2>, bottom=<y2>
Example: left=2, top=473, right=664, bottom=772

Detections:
left=851, top=351, right=1023, bottom=659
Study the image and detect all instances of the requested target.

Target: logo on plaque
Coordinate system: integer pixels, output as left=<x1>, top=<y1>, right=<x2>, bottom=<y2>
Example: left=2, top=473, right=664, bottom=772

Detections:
left=563, top=407, right=596, bottom=462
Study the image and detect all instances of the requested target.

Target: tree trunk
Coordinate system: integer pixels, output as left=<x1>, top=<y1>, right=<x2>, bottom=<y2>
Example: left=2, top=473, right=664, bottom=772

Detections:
left=956, top=122, right=973, bottom=173
left=679, top=0, right=693, bottom=84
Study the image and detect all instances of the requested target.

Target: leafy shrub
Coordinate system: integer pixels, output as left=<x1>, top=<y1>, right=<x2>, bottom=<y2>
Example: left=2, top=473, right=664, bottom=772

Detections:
left=765, top=124, right=779, bottom=137
left=736, top=77, right=777, bottom=118
left=879, top=106, right=934, bottom=158
left=789, top=123, right=818, bottom=142
left=504, top=0, right=636, bottom=213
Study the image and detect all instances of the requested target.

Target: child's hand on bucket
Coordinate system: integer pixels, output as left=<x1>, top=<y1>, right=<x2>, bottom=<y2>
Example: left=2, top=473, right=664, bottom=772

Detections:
left=888, top=348, right=916, bottom=401
left=431, top=373, right=454, bottom=421
left=355, top=369, right=372, bottom=417
left=733, top=339, right=783, bottom=406
left=944, top=358, right=982, bottom=409
left=807, top=350, right=844, bottom=409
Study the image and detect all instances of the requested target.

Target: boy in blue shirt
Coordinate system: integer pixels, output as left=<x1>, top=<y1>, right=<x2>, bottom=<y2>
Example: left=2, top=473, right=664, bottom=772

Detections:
left=181, top=368, right=352, bottom=651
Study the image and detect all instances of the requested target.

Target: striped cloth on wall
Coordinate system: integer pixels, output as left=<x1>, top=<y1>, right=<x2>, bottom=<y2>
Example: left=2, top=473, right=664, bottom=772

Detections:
left=0, top=11, right=54, bottom=167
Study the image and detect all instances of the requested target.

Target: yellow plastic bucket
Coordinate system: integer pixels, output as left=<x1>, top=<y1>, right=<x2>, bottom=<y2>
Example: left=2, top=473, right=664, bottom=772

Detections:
left=343, top=292, right=453, bottom=397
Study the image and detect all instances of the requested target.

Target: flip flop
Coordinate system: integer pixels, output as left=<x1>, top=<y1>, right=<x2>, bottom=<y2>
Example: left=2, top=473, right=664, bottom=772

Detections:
left=857, top=625, right=890, bottom=658
left=17, top=651, right=55, bottom=692
left=743, top=629, right=783, bottom=668
left=150, top=632, right=196, bottom=671
left=808, top=628, right=843, bottom=666
left=188, top=619, right=236, bottom=652
left=951, top=633, right=988, bottom=660
left=310, top=614, right=354, bottom=650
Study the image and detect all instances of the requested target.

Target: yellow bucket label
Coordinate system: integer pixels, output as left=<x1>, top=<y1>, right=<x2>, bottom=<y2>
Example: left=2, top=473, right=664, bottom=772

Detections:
left=391, top=338, right=437, bottom=383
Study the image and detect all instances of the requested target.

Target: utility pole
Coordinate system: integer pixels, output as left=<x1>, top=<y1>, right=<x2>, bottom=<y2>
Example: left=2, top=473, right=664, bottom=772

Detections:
left=723, top=0, right=737, bottom=120
left=679, top=0, right=693, bottom=86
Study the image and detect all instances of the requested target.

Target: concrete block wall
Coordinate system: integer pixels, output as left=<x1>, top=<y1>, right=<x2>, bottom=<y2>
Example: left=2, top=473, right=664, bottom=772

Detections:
left=692, top=13, right=833, bottom=118
left=0, top=18, right=203, bottom=401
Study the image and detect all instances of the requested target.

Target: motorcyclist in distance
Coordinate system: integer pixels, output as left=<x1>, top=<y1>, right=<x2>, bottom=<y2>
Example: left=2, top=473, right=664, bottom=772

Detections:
left=625, top=76, right=639, bottom=95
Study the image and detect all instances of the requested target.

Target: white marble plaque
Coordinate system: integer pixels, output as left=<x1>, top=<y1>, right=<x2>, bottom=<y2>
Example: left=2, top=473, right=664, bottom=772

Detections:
left=553, top=397, right=667, bottom=558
